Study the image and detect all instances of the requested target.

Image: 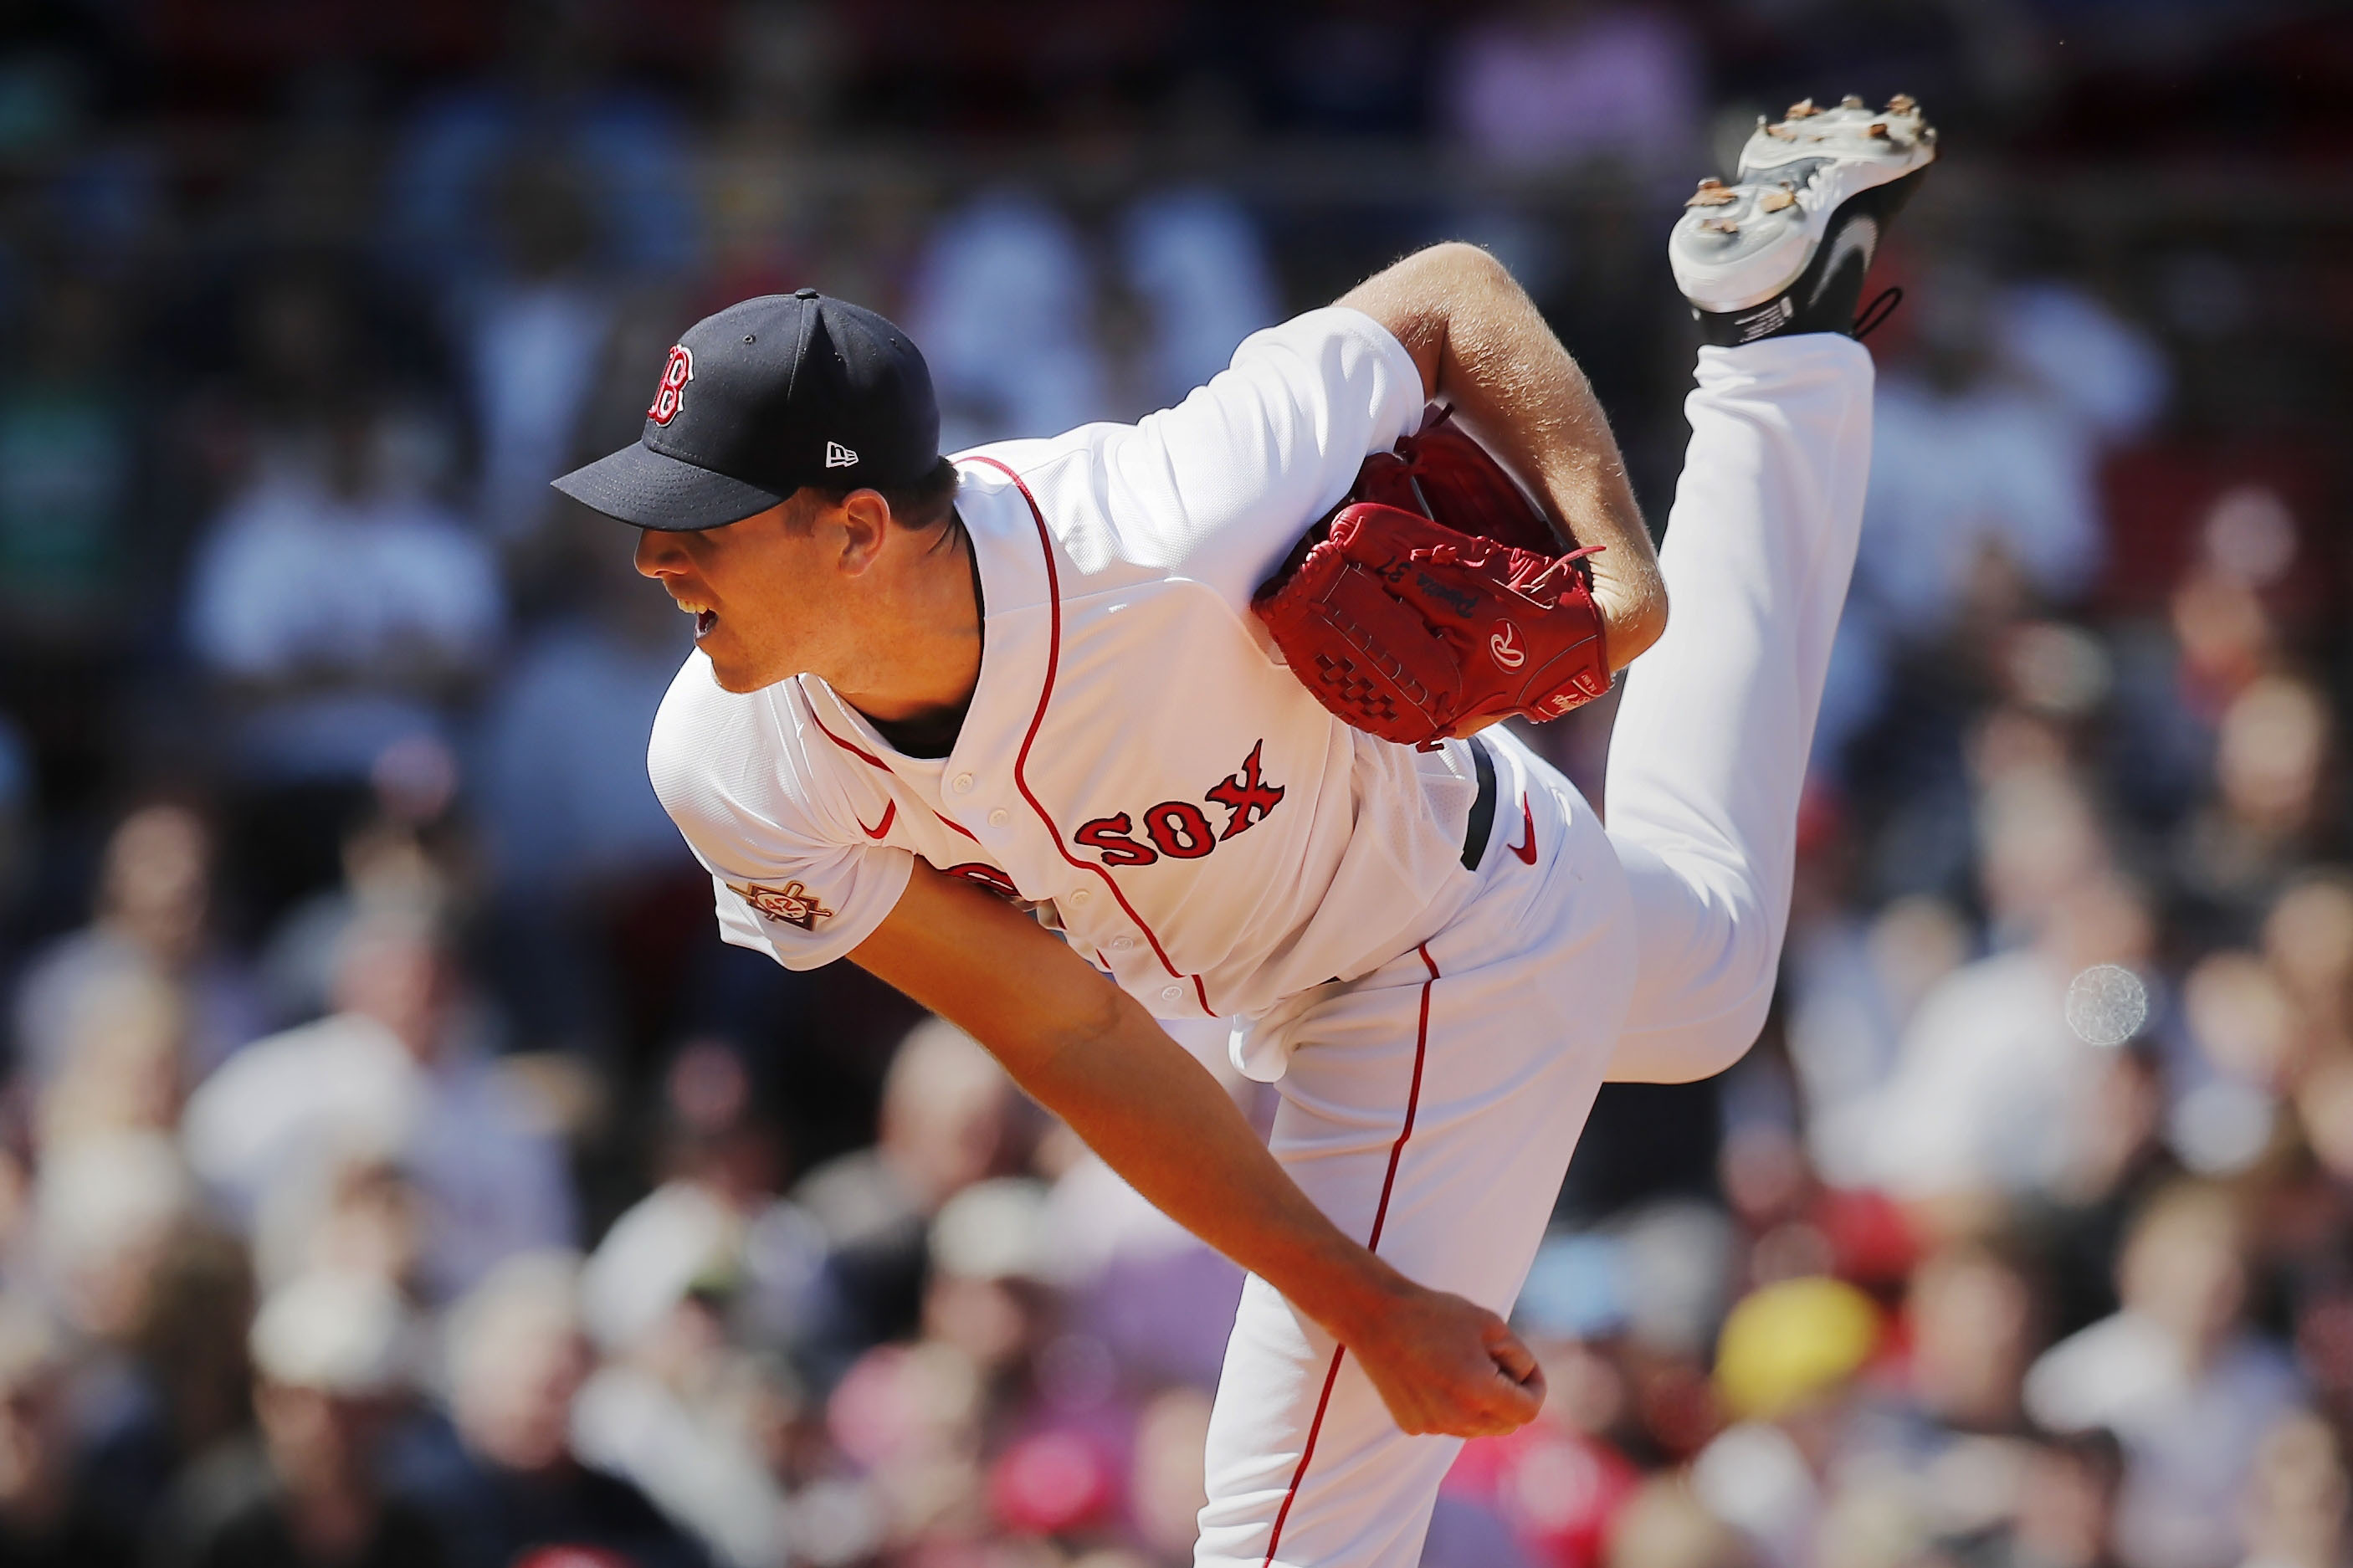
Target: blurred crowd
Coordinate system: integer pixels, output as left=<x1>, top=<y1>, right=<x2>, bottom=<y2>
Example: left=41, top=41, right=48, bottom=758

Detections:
left=1, top=0, right=2349, bottom=1565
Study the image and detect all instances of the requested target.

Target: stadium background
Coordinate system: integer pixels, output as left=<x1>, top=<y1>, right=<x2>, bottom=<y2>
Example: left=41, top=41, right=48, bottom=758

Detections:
left=0, top=1, right=2350, bottom=1563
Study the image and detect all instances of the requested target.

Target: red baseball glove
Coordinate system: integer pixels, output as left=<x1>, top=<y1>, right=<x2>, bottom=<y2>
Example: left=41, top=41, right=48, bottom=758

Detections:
left=1253, top=409, right=1612, bottom=747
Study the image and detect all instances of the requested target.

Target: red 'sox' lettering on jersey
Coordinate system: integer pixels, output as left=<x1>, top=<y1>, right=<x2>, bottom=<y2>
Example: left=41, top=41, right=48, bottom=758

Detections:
left=1075, top=813, right=1156, bottom=867
left=648, top=345, right=694, bottom=425
left=1204, top=740, right=1285, bottom=840
left=1075, top=741, right=1287, bottom=869
left=1145, top=802, right=1217, bottom=859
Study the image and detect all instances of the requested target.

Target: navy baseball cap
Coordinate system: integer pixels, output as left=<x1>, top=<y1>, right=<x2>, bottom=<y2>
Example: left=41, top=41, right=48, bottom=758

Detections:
left=551, top=288, right=941, bottom=530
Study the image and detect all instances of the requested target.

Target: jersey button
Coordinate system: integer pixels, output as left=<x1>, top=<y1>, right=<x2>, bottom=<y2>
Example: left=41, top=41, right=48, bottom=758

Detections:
left=1111, top=936, right=1135, bottom=951
left=987, top=808, right=1009, bottom=828
left=1161, top=985, right=1183, bottom=1003
left=951, top=772, right=975, bottom=794
left=1069, top=888, right=1091, bottom=905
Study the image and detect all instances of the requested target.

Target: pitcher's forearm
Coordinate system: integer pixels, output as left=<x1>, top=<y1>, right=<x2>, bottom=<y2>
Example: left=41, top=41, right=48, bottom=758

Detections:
left=850, top=869, right=1405, bottom=1344
left=1340, top=242, right=1668, bottom=666
left=1010, top=994, right=1411, bottom=1343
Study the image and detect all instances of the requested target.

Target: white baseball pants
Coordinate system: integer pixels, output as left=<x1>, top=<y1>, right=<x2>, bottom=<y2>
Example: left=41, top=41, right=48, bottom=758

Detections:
left=1195, top=336, right=1876, bottom=1565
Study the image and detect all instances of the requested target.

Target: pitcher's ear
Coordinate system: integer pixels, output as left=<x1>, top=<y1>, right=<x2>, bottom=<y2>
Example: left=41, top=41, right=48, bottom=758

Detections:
left=834, top=489, right=893, bottom=574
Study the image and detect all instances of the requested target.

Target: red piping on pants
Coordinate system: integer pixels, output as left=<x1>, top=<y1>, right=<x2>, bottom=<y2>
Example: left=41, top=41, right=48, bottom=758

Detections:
left=1259, top=942, right=1440, bottom=1565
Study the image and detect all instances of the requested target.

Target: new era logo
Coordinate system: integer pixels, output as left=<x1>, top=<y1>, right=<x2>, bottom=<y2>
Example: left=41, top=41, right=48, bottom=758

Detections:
left=824, top=441, right=859, bottom=469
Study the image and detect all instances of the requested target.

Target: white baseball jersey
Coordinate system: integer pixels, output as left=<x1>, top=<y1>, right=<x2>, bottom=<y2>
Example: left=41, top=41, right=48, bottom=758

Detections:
left=648, top=307, right=1494, bottom=1069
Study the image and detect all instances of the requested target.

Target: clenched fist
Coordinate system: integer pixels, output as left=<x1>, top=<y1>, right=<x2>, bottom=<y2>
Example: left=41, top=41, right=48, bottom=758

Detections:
left=1342, top=1278, right=1546, bottom=1438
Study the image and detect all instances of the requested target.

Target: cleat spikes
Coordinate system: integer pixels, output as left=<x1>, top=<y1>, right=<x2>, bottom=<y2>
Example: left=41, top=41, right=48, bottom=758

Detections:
left=1674, top=91, right=1937, bottom=341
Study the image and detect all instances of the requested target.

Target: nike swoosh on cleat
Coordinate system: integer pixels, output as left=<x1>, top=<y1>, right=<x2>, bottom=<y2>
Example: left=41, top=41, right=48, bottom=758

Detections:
left=1510, top=796, right=1538, bottom=865
left=858, top=800, right=897, bottom=839
left=1807, top=213, right=1879, bottom=310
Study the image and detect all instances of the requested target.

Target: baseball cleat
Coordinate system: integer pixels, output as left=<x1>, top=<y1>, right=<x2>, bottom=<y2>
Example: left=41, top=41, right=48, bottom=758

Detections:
left=1669, top=93, right=1936, bottom=346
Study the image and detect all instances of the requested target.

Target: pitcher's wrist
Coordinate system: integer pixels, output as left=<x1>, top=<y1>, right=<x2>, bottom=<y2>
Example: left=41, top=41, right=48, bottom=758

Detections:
left=1294, top=1248, right=1417, bottom=1348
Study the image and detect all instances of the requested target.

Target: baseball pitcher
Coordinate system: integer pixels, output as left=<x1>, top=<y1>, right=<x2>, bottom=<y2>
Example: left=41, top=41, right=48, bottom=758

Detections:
left=554, top=95, right=1934, bottom=1565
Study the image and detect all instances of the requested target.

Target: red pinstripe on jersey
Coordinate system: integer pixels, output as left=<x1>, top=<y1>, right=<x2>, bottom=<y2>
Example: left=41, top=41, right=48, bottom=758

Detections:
left=804, top=703, right=890, bottom=770
left=961, top=454, right=1215, bottom=1016
left=1260, top=942, right=1440, bottom=1565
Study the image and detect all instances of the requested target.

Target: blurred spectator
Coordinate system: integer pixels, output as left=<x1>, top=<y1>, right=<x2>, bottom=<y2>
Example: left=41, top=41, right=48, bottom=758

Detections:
left=34, top=962, right=183, bottom=1151
left=409, top=1250, right=705, bottom=1568
left=1994, top=281, right=2170, bottom=448
left=33, top=1130, right=193, bottom=1346
left=793, top=1017, right=1022, bottom=1370
left=2169, top=948, right=2299, bottom=1180
left=2237, top=1410, right=2348, bottom=1568
left=153, top=1269, right=445, bottom=1568
left=182, top=400, right=504, bottom=792
left=181, top=908, right=574, bottom=1302
left=1604, top=1474, right=1753, bottom=1568
left=573, top=1044, right=813, bottom=1568
left=1115, top=188, right=1280, bottom=413
left=2025, top=1182, right=2303, bottom=1568
left=1690, top=1275, right=1884, bottom=1568
left=0, top=1294, right=135, bottom=1567
left=18, top=1135, right=220, bottom=1526
left=253, top=807, right=452, bottom=1029
left=1857, top=865, right=2153, bottom=1212
left=383, top=3, right=700, bottom=292
left=12, top=802, right=261, bottom=1092
left=578, top=1039, right=831, bottom=1359
left=1901, top=1237, right=2043, bottom=1439
left=924, top=1176, right=1051, bottom=1382
left=87, top=1227, right=259, bottom=1530
left=2176, top=673, right=2341, bottom=934
left=1439, top=0, right=1701, bottom=175
left=2263, top=873, right=2353, bottom=1053
left=462, top=161, right=619, bottom=546
left=570, top=1269, right=798, bottom=1568
left=1966, top=1429, right=2125, bottom=1568
left=1783, top=890, right=1969, bottom=1189
left=1819, top=268, right=2136, bottom=775
left=907, top=192, right=1110, bottom=450
left=474, top=517, right=695, bottom=1058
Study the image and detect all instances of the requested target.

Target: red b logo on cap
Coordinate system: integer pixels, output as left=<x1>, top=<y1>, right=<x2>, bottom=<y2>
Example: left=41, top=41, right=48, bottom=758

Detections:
left=647, top=345, right=694, bottom=425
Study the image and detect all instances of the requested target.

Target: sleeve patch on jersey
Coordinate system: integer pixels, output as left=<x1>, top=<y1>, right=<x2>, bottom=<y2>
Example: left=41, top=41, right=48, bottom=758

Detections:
left=728, top=879, right=835, bottom=930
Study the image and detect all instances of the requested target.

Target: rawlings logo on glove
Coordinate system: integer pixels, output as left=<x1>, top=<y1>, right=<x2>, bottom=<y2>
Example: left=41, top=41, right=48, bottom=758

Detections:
left=1253, top=408, right=1612, bottom=748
